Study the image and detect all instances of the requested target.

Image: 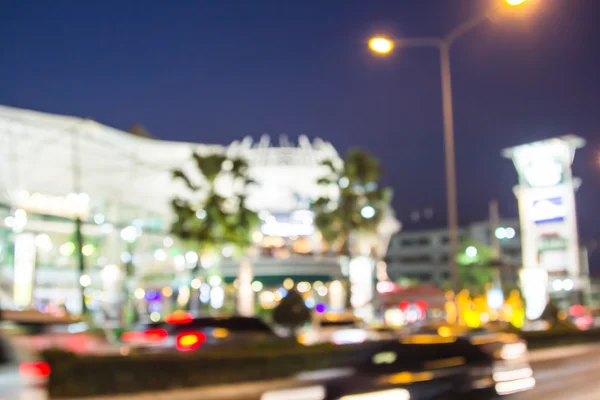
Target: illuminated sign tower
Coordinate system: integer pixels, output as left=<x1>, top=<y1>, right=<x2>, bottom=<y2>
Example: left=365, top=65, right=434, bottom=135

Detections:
left=503, top=136, right=585, bottom=319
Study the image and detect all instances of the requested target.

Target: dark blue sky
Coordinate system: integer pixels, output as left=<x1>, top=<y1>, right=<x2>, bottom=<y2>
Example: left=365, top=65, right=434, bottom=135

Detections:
left=2, top=1, right=599, bottom=256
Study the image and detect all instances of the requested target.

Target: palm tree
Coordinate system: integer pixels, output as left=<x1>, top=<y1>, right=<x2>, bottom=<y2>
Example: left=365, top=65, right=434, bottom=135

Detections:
left=312, top=148, right=394, bottom=316
left=171, top=152, right=259, bottom=314
left=312, top=148, right=393, bottom=257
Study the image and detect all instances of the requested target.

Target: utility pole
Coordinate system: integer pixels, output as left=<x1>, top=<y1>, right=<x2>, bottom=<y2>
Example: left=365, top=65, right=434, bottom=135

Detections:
left=71, top=129, right=86, bottom=316
left=489, top=200, right=503, bottom=289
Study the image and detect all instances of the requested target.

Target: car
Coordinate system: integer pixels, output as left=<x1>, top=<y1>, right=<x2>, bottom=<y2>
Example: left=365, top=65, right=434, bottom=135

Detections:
left=298, top=312, right=382, bottom=346
left=0, top=333, right=49, bottom=400
left=121, top=312, right=288, bottom=352
left=408, top=323, right=535, bottom=397
left=1, top=309, right=112, bottom=355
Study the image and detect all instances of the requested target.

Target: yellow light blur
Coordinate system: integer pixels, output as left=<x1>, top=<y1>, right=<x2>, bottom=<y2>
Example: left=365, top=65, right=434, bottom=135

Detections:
left=437, top=326, right=453, bottom=338
left=212, top=328, right=229, bottom=339
left=161, top=286, right=173, bottom=297
left=292, top=238, right=312, bottom=254
left=179, top=334, right=199, bottom=347
left=380, top=371, right=433, bottom=385
left=297, top=281, right=311, bottom=293
left=463, top=310, right=481, bottom=328
left=506, top=0, right=527, bottom=5
left=297, top=333, right=308, bottom=345
left=283, top=278, right=294, bottom=290
left=558, top=310, right=568, bottom=320
left=401, top=334, right=456, bottom=345
left=369, top=37, right=394, bottom=54
left=82, top=244, right=95, bottom=256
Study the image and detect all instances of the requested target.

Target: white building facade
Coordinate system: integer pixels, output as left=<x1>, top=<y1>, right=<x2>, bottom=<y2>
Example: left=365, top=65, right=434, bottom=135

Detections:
left=0, top=105, right=398, bottom=316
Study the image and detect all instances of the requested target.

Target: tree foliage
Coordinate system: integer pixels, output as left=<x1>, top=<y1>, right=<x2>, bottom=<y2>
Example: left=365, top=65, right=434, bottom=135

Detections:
left=170, top=152, right=260, bottom=254
left=312, top=148, right=393, bottom=256
left=455, top=239, right=496, bottom=294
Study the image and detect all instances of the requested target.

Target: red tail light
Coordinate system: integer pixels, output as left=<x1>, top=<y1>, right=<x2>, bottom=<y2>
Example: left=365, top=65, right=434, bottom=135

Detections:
left=143, top=329, right=168, bottom=342
left=121, top=331, right=142, bottom=342
left=399, top=301, right=410, bottom=312
left=415, top=301, right=428, bottom=312
left=176, top=332, right=206, bottom=352
left=20, top=362, right=51, bottom=378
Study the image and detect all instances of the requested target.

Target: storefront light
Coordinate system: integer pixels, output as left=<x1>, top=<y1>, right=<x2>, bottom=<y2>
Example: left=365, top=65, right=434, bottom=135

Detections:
left=100, top=223, right=113, bottom=234
left=101, top=264, right=121, bottom=283
left=283, top=278, right=294, bottom=290
left=222, top=246, right=233, bottom=257
left=79, top=274, right=92, bottom=288
left=191, top=278, right=202, bottom=289
left=82, top=244, right=95, bottom=257
left=120, top=226, right=137, bottom=243
left=297, top=281, right=311, bottom=293
left=563, top=278, right=574, bottom=291
left=174, top=255, right=186, bottom=270
left=209, top=275, right=222, bottom=287
left=3, top=216, right=14, bottom=228
left=251, top=281, right=263, bottom=292
left=551, top=279, right=563, bottom=291
left=60, top=242, right=76, bottom=256
left=93, top=214, right=105, bottom=224
left=35, top=234, right=53, bottom=252
left=154, top=248, right=167, bottom=261
left=210, top=287, right=224, bottom=309
left=185, top=251, right=199, bottom=264
left=120, top=252, right=132, bottom=263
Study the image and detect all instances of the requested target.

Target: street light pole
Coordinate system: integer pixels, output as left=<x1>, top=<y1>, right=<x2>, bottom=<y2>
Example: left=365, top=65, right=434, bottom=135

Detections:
left=439, top=40, right=460, bottom=293
left=369, top=0, right=530, bottom=292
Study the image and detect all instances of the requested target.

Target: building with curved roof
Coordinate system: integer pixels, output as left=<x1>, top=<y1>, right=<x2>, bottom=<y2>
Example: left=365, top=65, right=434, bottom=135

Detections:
left=1, top=105, right=390, bottom=315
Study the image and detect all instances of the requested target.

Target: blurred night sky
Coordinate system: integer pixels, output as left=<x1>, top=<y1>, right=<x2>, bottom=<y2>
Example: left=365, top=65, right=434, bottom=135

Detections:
left=1, top=1, right=599, bottom=272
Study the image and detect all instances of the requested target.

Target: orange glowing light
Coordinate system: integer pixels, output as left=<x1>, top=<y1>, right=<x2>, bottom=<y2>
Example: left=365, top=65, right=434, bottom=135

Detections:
left=369, top=37, right=394, bottom=54
left=165, top=310, right=193, bottom=324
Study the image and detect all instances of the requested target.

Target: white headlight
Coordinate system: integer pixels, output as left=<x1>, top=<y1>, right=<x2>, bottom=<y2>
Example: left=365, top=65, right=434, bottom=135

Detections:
left=339, top=389, right=410, bottom=400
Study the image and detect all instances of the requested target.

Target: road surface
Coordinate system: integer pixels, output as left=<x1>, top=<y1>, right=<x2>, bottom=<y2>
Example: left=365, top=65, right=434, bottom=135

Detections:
left=512, top=343, right=600, bottom=400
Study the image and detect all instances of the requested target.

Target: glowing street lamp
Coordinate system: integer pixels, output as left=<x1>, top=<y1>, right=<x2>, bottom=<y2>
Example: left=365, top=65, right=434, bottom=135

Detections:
left=369, top=37, right=394, bottom=54
left=367, top=0, right=532, bottom=293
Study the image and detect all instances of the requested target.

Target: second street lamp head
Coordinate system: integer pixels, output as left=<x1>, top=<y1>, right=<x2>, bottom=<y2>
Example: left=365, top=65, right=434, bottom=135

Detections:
left=369, top=37, right=394, bottom=54
left=505, top=0, right=527, bottom=5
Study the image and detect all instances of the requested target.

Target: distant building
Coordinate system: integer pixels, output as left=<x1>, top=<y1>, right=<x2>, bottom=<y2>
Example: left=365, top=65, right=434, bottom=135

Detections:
left=385, top=219, right=522, bottom=285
